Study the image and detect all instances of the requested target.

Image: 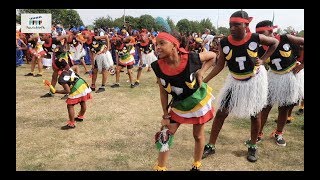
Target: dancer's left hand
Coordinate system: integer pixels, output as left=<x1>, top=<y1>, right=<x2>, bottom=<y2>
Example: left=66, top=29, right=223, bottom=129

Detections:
left=292, top=62, right=304, bottom=74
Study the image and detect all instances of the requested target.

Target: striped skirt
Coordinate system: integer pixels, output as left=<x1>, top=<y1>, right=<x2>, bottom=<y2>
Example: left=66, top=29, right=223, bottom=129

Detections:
left=169, top=83, right=215, bottom=124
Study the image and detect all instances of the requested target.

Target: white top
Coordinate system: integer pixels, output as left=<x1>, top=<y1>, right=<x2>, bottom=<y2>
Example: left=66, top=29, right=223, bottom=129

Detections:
left=201, top=34, right=214, bottom=46
left=69, top=43, right=86, bottom=60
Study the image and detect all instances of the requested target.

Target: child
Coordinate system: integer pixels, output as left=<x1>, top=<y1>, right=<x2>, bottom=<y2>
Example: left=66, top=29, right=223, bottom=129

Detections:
left=134, top=32, right=157, bottom=86
left=151, top=31, right=216, bottom=171
left=49, top=59, right=92, bottom=130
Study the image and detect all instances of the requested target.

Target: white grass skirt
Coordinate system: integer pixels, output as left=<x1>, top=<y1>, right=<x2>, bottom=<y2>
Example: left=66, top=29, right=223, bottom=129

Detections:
left=217, top=65, right=268, bottom=118
left=267, top=69, right=304, bottom=106
left=94, top=51, right=114, bottom=73
left=42, top=57, right=52, bottom=67
left=296, top=69, right=304, bottom=100
left=141, top=51, right=157, bottom=66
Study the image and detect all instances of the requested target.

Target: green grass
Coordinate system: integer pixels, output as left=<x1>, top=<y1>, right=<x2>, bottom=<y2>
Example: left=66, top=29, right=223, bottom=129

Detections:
left=16, top=63, right=304, bottom=171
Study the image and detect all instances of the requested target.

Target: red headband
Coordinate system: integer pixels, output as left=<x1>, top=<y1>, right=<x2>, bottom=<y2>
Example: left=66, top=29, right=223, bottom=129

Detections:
left=230, top=17, right=253, bottom=32
left=256, top=25, right=278, bottom=33
left=157, top=32, right=188, bottom=54
left=157, top=32, right=180, bottom=47
left=230, top=17, right=253, bottom=24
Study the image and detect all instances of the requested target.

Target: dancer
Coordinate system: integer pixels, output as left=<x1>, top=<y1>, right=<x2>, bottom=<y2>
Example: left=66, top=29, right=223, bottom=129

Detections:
left=202, top=10, right=279, bottom=162
left=46, top=59, right=92, bottom=130
left=256, top=20, right=304, bottom=146
left=134, top=32, right=157, bottom=86
left=152, top=31, right=216, bottom=171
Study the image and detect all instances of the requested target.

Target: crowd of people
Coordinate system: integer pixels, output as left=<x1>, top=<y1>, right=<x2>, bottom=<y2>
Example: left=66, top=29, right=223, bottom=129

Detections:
left=16, top=9, right=304, bottom=171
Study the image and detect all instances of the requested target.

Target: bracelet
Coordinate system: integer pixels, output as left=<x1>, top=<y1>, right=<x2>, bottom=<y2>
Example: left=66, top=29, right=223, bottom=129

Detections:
left=162, top=114, right=171, bottom=119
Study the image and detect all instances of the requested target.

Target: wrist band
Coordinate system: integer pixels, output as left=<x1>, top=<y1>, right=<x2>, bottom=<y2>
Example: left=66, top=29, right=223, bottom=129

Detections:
left=162, top=114, right=171, bottom=119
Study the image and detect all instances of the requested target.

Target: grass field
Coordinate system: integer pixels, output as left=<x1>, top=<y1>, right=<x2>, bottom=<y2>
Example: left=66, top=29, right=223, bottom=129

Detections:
left=16, top=63, right=304, bottom=171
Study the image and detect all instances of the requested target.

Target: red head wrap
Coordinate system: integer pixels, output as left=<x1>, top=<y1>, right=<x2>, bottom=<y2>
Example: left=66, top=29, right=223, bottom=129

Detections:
left=230, top=17, right=253, bottom=32
left=229, top=17, right=253, bottom=24
left=256, top=25, right=278, bottom=33
left=157, top=32, right=188, bottom=54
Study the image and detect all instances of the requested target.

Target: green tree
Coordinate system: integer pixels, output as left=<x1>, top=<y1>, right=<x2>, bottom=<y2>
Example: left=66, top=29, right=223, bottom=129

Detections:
left=63, top=9, right=84, bottom=28
left=137, top=14, right=156, bottom=31
left=92, top=15, right=140, bottom=30
left=94, top=17, right=110, bottom=28
left=199, top=18, right=215, bottom=33
left=124, top=16, right=139, bottom=30
left=189, top=20, right=201, bottom=35
left=50, top=9, right=67, bottom=25
left=113, top=16, right=126, bottom=28
left=86, top=25, right=94, bottom=30
left=297, top=30, right=304, bottom=37
left=166, top=17, right=177, bottom=32
left=217, top=27, right=230, bottom=36
left=176, top=19, right=191, bottom=34
left=105, top=15, right=115, bottom=28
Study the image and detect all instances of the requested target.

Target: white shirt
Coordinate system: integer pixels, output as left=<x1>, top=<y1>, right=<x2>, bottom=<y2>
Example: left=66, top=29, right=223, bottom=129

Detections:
left=201, top=34, right=214, bottom=46
left=69, top=43, right=85, bottom=60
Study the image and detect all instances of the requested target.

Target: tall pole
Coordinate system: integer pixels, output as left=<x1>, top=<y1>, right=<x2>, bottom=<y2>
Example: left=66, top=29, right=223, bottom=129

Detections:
left=272, top=10, right=275, bottom=24
left=124, top=9, right=126, bottom=24
left=217, top=9, right=219, bottom=34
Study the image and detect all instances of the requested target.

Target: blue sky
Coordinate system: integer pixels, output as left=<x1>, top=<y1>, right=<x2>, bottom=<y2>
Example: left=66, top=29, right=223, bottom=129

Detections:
left=76, top=9, right=304, bottom=32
